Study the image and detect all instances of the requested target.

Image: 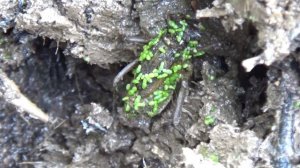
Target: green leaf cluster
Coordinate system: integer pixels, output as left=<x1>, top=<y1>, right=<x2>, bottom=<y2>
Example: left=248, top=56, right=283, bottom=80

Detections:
left=122, top=19, right=205, bottom=117
left=167, top=20, right=188, bottom=43
left=139, top=29, right=166, bottom=61
left=204, top=115, right=215, bottom=126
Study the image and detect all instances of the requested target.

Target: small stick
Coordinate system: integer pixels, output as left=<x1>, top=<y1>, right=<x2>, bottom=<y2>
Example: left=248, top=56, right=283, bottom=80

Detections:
left=112, top=59, right=139, bottom=121
left=113, top=59, right=138, bottom=88
left=173, top=80, right=188, bottom=126
left=0, top=70, right=49, bottom=123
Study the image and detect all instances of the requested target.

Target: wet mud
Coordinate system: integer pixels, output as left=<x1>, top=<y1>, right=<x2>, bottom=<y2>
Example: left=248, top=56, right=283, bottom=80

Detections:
left=0, top=0, right=300, bottom=168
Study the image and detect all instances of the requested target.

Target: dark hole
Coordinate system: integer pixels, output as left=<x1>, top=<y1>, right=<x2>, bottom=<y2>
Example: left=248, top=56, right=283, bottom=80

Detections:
left=239, top=64, right=268, bottom=120
left=6, top=37, right=116, bottom=118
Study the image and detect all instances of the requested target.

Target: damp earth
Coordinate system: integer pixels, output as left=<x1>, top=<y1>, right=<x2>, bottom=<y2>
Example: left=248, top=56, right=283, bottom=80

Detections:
left=0, top=0, right=300, bottom=168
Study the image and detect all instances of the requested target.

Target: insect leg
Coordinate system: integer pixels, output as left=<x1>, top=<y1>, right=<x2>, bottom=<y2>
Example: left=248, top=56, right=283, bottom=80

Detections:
left=113, top=59, right=139, bottom=89
left=112, top=59, right=139, bottom=125
left=124, top=36, right=148, bottom=43
left=173, top=80, right=188, bottom=126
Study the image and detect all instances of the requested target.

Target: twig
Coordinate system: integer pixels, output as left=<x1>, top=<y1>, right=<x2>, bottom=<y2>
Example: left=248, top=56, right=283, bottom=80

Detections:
left=0, top=70, right=49, bottom=123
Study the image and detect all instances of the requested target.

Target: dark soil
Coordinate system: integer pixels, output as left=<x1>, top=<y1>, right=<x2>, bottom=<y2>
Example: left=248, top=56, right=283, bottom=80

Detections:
left=0, top=0, right=300, bottom=168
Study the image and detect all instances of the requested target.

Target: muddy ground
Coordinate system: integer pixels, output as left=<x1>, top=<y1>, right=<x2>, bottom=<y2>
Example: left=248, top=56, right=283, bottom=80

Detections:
left=0, top=0, right=300, bottom=168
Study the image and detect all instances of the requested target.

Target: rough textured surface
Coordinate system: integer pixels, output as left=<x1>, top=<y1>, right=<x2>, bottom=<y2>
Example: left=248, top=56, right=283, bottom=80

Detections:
left=196, top=0, right=300, bottom=71
left=0, top=0, right=18, bottom=32
left=209, top=124, right=262, bottom=168
left=199, top=59, right=243, bottom=125
left=0, top=0, right=300, bottom=168
left=15, top=0, right=137, bottom=66
left=182, top=147, right=225, bottom=168
left=13, top=0, right=191, bottom=67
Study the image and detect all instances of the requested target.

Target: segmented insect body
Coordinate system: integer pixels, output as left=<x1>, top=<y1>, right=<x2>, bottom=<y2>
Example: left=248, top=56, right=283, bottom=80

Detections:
left=122, top=17, right=204, bottom=117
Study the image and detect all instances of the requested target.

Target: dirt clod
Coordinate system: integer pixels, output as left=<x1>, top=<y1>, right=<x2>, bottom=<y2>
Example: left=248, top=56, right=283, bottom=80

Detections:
left=1, top=0, right=300, bottom=168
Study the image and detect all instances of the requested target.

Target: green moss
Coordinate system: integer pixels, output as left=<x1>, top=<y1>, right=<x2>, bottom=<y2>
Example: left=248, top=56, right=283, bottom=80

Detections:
left=139, top=29, right=166, bottom=61
left=209, top=153, right=219, bottom=163
left=128, top=86, right=137, bottom=96
left=122, top=97, right=129, bottom=101
left=135, top=65, right=142, bottom=74
left=122, top=18, right=205, bottom=117
left=159, top=46, right=167, bottom=53
left=168, top=20, right=179, bottom=29
left=126, top=84, right=131, bottom=90
left=195, top=51, right=205, bottom=57
left=168, top=29, right=176, bottom=34
left=204, top=115, right=215, bottom=126
left=125, top=103, right=130, bottom=112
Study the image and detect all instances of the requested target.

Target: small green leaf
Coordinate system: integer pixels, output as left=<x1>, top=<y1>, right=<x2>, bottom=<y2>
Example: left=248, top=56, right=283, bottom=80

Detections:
left=168, top=29, right=176, bottom=34
left=135, top=65, right=142, bottom=74
left=133, top=95, right=142, bottom=110
left=139, top=102, right=145, bottom=107
left=122, top=97, right=129, bottom=101
left=162, top=69, right=172, bottom=74
left=148, top=37, right=160, bottom=46
left=143, top=45, right=150, bottom=50
left=195, top=51, right=205, bottom=57
left=157, top=97, right=167, bottom=103
left=153, top=90, right=161, bottom=96
left=157, top=73, right=168, bottom=79
left=159, top=46, right=166, bottom=53
left=179, top=20, right=187, bottom=28
left=182, top=48, right=191, bottom=60
left=188, top=41, right=198, bottom=48
left=154, top=94, right=162, bottom=100
left=174, top=53, right=180, bottom=58
left=153, top=68, right=159, bottom=74
left=136, top=95, right=141, bottom=102
left=204, top=115, right=215, bottom=126
left=153, top=103, right=158, bottom=114
left=126, top=84, right=131, bottom=90
left=136, top=73, right=143, bottom=80
left=134, top=104, right=139, bottom=111
left=140, top=50, right=154, bottom=61
left=148, top=72, right=158, bottom=78
left=183, top=63, right=189, bottom=69
left=178, top=31, right=184, bottom=38
left=125, top=103, right=130, bottom=112
left=158, top=29, right=166, bottom=37
left=168, top=85, right=175, bottom=90
left=142, top=78, right=148, bottom=89
left=176, top=35, right=182, bottom=43
left=172, top=64, right=182, bottom=72
left=146, top=50, right=154, bottom=60
left=132, top=79, right=139, bottom=84
left=148, top=101, right=155, bottom=106
left=209, top=154, right=219, bottom=163
left=128, top=86, right=137, bottom=96
left=159, top=62, right=165, bottom=71
left=167, top=20, right=179, bottom=29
